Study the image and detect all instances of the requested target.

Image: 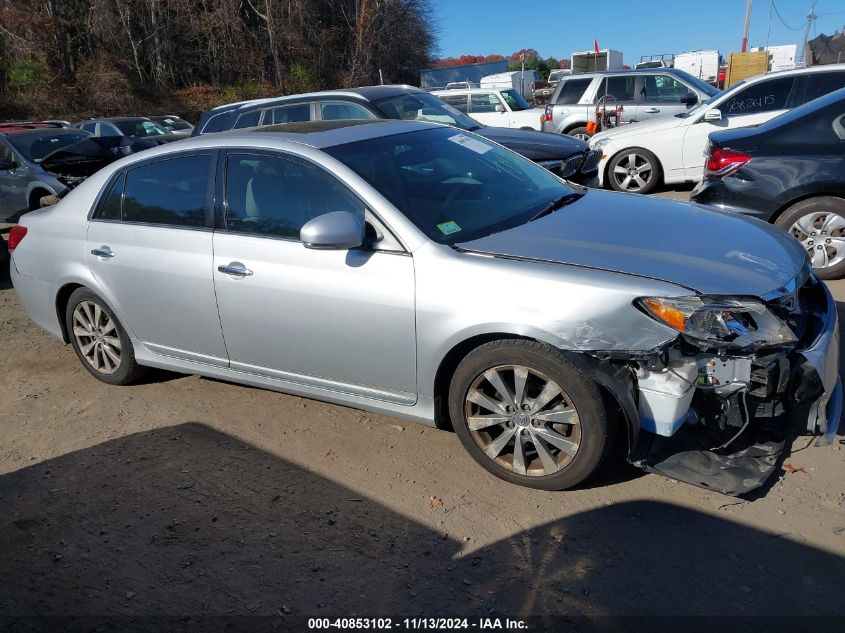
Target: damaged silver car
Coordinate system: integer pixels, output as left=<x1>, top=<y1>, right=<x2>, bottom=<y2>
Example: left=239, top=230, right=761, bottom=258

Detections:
left=9, top=120, right=840, bottom=496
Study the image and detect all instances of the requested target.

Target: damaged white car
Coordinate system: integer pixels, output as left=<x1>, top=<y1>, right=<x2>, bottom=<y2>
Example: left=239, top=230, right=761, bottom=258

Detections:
left=8, top=120, right=840, bottom=496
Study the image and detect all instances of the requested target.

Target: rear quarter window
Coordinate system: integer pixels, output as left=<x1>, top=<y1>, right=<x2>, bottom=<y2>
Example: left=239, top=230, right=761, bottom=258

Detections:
left=721, top=76, right=797, bottom=117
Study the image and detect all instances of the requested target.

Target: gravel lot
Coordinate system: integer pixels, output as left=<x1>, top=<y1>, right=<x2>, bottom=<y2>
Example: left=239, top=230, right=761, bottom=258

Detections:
left=1, top=188, right=844, bottom=625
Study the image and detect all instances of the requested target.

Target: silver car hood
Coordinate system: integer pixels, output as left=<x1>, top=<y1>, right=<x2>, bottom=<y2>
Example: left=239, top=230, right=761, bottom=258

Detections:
left=456, top=190, right=807, bottom=297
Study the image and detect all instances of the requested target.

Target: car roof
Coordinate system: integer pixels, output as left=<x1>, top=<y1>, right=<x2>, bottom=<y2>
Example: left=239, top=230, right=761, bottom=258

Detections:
left=433, top=87, right=517, bottom=94
left=86, top=117, right=154, bottom=123
left=564, top=68, right=699, bottom=78
left=736, top=62, right=845, bottom=85
left=1, top=127, right=89, bottom=139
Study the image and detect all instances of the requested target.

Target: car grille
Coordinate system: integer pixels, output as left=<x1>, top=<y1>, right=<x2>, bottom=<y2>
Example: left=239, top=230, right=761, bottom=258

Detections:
left=580, top=149, right=601, bottom=174
left=559, top=155, right=585, bottom=178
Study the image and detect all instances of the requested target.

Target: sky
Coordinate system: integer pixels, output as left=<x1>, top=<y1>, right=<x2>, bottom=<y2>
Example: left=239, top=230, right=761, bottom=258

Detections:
left=433, top=0, right=845, bottom=64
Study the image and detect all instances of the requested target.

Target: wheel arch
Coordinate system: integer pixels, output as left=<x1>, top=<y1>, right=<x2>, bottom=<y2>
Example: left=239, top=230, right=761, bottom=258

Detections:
left=562, top=122, right=589, bottom=135
left=431, top=333, right=639, bottom=453
left=55, top=282, right=84, bottom=343
left=26, top=183, right=57, bottom=210
left=769, top=189, right=845, bottom=225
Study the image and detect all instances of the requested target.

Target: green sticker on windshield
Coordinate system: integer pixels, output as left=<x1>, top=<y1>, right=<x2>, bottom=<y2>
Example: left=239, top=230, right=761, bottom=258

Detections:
left=437, top=220, right=462, bottom=235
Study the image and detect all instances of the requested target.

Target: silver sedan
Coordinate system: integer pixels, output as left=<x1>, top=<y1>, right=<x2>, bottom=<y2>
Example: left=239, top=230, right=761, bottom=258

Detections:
left=8, top=120, right=841, bottom=495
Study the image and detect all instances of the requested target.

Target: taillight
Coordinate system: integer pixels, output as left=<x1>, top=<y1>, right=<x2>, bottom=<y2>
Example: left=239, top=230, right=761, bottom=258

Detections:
left=8, top=225, right=27, bottom=252
left=544, top=105, right=553, bottom=122
left=704, top=147, right=751, bottom=178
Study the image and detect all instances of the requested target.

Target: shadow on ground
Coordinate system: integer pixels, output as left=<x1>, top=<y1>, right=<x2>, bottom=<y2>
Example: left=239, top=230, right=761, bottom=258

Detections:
left=0, top=422, right=842, bottom=633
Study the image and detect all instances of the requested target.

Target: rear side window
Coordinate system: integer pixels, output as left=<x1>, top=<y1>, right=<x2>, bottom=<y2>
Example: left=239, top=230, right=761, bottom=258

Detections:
left=722, top=76, right=796, bottom=117
left=555, top=79, right=591, bottom=104
left=469, top=93, right=502, bottom=113
left=269, top=104, right=311, bottom=124
left=200, top=111, right=230, bottom=134
left=120, top=155, right=212, bottom=227
left=439, top=94, right=469, bottom=112
left=96, top=173, right=125, bottom=220
left=799, top=72, right=845, bottom=106
left=596, top=76, right=636, bottom=101
left=234, top=110, right=261, bottom=129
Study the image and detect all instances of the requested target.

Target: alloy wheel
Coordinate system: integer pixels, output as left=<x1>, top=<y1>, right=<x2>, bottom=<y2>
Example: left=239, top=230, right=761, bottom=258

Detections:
left=464, top=364, right=581, bottom=476
left=789, top=211, right=845, bottom=271
left=72, top=300, right=122, bottom=375
left=611, top=152, right=653, bottom=192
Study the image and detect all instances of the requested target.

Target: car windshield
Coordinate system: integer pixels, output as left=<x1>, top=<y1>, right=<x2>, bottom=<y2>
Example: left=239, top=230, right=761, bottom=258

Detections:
left=500, top=89, right=532, bottom=111
left=8, top=131, right=90, bottom=163
left=115, top=120, right=169, bottom=137
left=326, top=127, right=576, bottom=245
left=156, top=117, right=192, bottom=131
left=373, top=92, right=483, bottom=131
left=669, top=69, right=721, bottom=97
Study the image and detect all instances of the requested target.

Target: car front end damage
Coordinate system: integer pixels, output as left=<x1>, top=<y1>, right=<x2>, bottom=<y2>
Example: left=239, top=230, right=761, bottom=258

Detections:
left=593, top=267, right=840, bottom=495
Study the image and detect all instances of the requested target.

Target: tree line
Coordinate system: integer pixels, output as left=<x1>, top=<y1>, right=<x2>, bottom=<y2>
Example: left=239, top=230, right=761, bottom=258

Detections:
left=0, top=0, right=435, bottom=120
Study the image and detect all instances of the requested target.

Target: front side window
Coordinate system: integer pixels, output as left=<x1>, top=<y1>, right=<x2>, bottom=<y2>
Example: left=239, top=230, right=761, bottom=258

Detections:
left=721, top=77, right=796, bottom=118
left=120, top=154, right=211, bottom=227
left=224, top=153, right=364, bottom=239
left=555, top=78, right=592, bottom=104
left=319, top=102, right=376, bottom=121
left=326, top=127, right=576, bottom=245
left=499, top=89, right=532, bottom=111
left=596, top=76, right=636, bottom=102
left=642, top=75, right=690, bottom=101
left=469, top=93, right=503, bottom=114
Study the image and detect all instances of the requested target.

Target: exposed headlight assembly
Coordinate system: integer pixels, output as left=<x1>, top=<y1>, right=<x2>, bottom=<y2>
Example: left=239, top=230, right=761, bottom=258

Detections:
left=591, top=137, right=610, bottom=152
left=638, top=296, right=796, bottom=348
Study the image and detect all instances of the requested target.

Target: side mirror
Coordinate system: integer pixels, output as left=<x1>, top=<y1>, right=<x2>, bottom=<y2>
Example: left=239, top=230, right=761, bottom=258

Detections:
left=680, top=91, right=698, bottom=106
left=495, top=104, right=505, bottom=113
left=300, top=211, right=364, bottom=250
left=703, top=109, right=723, bottom=123
left=0, top=158, right=16, bottom=171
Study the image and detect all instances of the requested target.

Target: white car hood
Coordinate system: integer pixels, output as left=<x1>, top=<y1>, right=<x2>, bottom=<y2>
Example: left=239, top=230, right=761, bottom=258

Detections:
left=591, top=115, right=686, bottom=144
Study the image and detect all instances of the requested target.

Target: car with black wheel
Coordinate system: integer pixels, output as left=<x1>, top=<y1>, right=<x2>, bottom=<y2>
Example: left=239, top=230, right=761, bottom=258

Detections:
left=691, top=86, right=845, bottom=279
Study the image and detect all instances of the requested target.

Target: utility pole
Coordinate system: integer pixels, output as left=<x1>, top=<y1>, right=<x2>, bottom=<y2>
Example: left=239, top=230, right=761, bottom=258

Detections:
left=741, top=0, right=753, bottom=52
left=797, top=0, right=818, bottom=67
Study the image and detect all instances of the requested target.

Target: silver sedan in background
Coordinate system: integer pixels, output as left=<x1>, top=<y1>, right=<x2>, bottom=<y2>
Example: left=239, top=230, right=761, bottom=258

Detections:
left=8, top=120, right=840, bottom=495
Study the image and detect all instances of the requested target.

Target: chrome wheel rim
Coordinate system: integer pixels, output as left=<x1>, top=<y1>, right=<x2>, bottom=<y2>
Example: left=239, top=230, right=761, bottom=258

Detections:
left=612, top=152, right=653, bottom=192
left=72, top=301, right=121, bottom=375
left=572, top=132, right=591, bottom=141
left=464, top=365, right=581, bottom=476
left=789, top=211, right=845, bottom=270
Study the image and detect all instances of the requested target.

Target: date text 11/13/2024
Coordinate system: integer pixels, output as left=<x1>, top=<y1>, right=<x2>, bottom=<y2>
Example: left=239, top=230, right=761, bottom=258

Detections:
left=308, top=617, right=528, bottom=630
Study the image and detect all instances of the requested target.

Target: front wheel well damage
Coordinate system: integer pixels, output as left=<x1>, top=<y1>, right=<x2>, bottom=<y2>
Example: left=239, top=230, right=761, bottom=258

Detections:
left=55, top=283, right=83, bottom=343
left=432, top=334, right=639, bottom=451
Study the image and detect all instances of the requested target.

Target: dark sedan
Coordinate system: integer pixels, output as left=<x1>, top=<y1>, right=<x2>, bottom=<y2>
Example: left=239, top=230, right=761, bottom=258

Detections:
left=691, top=86, right=845, bottom=279
left=193, top=85, right=600, bottom=182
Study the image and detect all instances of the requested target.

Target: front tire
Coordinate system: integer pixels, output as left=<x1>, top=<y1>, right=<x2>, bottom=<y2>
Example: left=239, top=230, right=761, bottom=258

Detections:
left=607, top=148, right=661, bottom=194
left=65, top=288, right=144, bottom=385
left=448, top=339, right=609, bottom=490
left=567, top=126, right=592, bottom=141
left=775, top=197, right=845, bottom=280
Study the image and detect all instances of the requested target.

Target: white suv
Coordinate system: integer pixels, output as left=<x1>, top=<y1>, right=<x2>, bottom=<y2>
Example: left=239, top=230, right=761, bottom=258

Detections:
left=590, top=64, right=845, bottom=194
left=433, top=88, right=545, bottom=131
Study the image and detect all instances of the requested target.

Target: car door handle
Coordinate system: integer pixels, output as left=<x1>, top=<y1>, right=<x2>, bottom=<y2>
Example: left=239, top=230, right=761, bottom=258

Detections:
left=218, top=263, right=253, bottom=276
left=91, top=246, right=115, bottom=258
left=643, top=108, right=660, bottom=114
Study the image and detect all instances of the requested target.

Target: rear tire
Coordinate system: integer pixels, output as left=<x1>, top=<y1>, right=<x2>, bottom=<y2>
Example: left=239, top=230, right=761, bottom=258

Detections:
left=448, top=339, right=609, bottom=490
left=775, top=197, right=845, bottom=280
left=65, top=288, right=144, bottom=385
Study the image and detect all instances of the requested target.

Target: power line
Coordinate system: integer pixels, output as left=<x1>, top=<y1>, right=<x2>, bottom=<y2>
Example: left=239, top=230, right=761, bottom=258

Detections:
left=772, top=0, right=807, bottom=30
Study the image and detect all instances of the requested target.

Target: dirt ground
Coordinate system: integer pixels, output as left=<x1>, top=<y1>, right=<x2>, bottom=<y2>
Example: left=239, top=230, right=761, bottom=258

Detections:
left=1, top=214, right=844, bottom=628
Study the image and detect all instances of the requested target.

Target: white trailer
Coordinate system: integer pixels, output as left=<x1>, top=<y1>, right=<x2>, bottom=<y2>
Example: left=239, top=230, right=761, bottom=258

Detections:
left=750, top=44, right=798, bottom=72
left=571, top=49, right=624, bottom=73
left=673, top=50, right=720, bottom=83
